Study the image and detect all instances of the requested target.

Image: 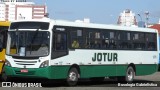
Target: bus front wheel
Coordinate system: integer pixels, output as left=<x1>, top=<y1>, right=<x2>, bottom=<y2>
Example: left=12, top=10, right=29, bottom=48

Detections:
left=67, top=68, right=79, bottom=86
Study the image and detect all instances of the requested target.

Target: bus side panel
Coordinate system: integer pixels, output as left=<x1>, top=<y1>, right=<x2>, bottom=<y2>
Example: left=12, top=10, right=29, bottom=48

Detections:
left=116, top=65, right=128, bottom=76
left=80, top=65, right=117, bottom=78
left=33, top=66, right=70, bottom=79
left=0, top=49, right=5, bottom=61
left=0, top=62, right=4, bottom=74
left=135, top=64, right=158, bottom=76
left=0, top=49, right=5, bottom=74
left=49, top=66, right=70, bottom=79
left=79, top=64, right=158, bottom=78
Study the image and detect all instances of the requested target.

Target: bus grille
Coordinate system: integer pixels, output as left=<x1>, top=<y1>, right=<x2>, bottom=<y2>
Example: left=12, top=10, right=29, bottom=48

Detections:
left=14, top=60, right=38, bottom=66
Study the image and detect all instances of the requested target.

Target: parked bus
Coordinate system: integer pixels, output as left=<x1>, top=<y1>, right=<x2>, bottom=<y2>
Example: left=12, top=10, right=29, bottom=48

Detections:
left=3, top=19, right=159, bottom=86
left=0, top=21, right=10, bottom=79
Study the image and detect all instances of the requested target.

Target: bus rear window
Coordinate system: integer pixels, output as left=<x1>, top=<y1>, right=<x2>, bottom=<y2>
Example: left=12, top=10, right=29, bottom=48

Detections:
left=10, top=22, right=49, bottom=30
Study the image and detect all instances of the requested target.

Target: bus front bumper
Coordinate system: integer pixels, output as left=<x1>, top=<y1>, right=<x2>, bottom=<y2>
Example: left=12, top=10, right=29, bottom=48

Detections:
left=4, top=66, right=51, bottom=79
left=4, top=66, right=69, bottom=79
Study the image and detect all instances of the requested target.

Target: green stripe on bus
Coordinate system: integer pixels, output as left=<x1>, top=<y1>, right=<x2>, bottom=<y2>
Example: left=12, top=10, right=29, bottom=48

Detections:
left=135, top=64, right=158, bottom=75
left=4, top=64, right=158, bottom=79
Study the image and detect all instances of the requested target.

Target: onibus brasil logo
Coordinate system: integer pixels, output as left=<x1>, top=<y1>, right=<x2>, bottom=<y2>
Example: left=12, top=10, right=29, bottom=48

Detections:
left=2, top=82, right=42, bottom=87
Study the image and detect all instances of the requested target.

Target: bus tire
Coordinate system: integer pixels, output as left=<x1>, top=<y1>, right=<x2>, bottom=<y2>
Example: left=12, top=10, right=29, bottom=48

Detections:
left=67, top=68, right=79, bottom=86
left=117, top=66, right=135, bottom=83
left=125, top=66, right=135, bottom=83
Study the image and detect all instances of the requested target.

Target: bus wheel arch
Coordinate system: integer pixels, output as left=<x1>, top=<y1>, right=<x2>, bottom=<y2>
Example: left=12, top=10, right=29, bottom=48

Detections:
left=66, top=64, right=80, bottom=86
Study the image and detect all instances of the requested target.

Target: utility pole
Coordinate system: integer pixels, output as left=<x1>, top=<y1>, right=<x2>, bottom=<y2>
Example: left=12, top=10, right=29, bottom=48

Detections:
left=145, top=11, right=149, bottom=27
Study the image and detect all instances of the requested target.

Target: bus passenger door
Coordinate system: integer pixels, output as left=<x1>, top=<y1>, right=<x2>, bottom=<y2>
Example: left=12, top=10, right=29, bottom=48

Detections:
left=52, top=31, right=68, bottom=59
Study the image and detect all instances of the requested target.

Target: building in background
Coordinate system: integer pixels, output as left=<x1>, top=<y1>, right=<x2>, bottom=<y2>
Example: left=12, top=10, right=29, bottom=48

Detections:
left=148, top=19, right=160, bottom=34
left=138, top=21, right=145, bottom=28
left=0, top=0, right=47, bottom=21
left=117, top=9, right=137, bottom=27
left=149, top=24, right=160, bottom=35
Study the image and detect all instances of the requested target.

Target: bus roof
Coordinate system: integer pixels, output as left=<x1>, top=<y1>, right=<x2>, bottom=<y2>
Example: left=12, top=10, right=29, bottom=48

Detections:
left=0, top=21, right=10, bottom=26
left=11, top=18, right=157, bottom=33
left=54, top=20, right=157, bottom=33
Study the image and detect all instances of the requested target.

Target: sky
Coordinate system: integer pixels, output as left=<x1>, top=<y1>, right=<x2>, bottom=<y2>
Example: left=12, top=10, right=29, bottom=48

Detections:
left=31, top=0, right=160, bottom=24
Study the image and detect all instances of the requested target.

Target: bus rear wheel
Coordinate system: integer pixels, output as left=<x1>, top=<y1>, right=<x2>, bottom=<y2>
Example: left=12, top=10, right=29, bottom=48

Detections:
left=67, top=68, right=79, bottom=86
left=117, top=66, right=135, bottom=83
left=125, top=66, right=135, bottom=82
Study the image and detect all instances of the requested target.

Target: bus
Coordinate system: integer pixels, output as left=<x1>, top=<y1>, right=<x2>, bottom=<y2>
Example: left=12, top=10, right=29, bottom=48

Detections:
left=3, top=19, right=159, bottom=86
left=0, top=21, right=10, bottom=79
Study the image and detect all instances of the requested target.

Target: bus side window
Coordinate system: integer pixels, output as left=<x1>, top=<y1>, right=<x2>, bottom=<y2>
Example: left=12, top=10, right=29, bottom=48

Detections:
left=70, top=29, right=83, bottom=49
left=55, top=33, right=67, bottom=50
left=132, top=33, right=145, bottom=50
left=101, top=31, right=109, bottom=49
left=109, top=31, right=117, bottom=49
left=102, top=38, right=109, bottom=48
left=146, top=33, right=157, bottom=51
left=52, top=30, right=68, bottom=59
left=71, top=40, right=79, bottom=48
left=109, top=39, right=116, bottom=49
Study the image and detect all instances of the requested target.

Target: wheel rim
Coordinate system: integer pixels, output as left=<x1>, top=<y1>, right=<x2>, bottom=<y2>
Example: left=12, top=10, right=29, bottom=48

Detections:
left=127, top=69, right=133, bottom=81
left=69, top=71, right=77, bottom=81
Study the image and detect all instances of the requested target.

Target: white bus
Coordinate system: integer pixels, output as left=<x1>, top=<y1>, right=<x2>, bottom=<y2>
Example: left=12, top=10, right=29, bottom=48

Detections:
left=3, top=18, right=159, bottom=86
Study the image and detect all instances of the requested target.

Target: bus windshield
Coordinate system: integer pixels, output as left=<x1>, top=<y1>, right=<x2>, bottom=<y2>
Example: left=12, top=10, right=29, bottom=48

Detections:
left=7, top=31, right=50, bottom=57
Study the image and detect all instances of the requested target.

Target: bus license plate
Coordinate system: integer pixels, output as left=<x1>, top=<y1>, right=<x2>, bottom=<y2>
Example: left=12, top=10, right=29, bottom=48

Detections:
left=21, top=69, right=28, bottom=73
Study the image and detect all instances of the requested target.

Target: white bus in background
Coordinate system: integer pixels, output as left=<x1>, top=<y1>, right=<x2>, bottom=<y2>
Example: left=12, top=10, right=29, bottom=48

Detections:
left=3, top=18, right=159, bottom=86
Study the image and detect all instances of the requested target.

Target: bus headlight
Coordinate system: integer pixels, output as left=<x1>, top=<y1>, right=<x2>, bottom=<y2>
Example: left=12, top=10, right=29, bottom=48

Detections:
left=40, top=60, right=49, bottom=68
left=5, top=60, right=11, bottom=66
